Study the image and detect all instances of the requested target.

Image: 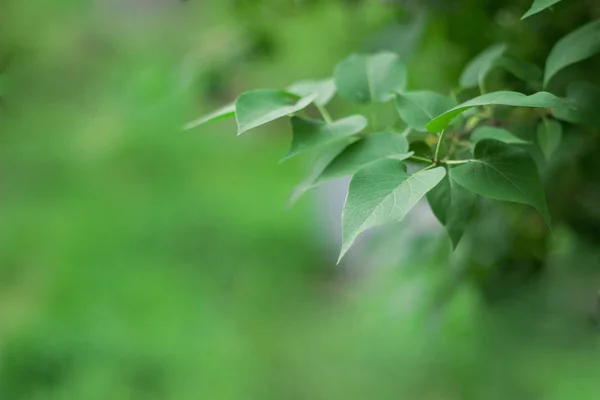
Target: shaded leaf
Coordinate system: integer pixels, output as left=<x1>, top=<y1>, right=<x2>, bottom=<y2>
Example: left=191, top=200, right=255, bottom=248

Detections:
left=287, top=79, right=336, bottom=106
left=184, top=103, right=235, bottom=130
left=334, top=52, right=407, bottom=104
left=544, top=19, right=600, bottom=87
left=522, top=0, right=563, bottom=19
left=451, top=140, right=550, bottom=227
left=316, top=132, right=411, bottom=184
left=496, top=56, right=543, bottom=85
left=460, top=43, right=506, bottom=89
left=395, top=91, right=456, bottom=132
left=427, top=169, right=476, bottom=248
left=552, top=81, right=600, bottom=127
left=235, top=90, right=316, bottom=135
left=426, top=91, right=572, bottom=132
left=282, top=115, right=367, bottom=161
left=340, top=161, right=446, bottom=260
left=537, top=119, right=562, bottom=159
left=471, top=126, right=529, bottom=144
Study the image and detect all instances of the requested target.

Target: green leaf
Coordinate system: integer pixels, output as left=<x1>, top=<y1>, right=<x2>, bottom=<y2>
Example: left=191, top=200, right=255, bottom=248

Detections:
left=340, top=161, right=446, bottom=260
left=537, top=119, right=562, bottom=159
left=287, top=79, right=336, bottom=106
left=427, top=169, right=476, bottom=248
left=451, top=140, right=550, bottom=227
left=522, top=0, right=563, bottom=19
left=334, top=52, right=407, bottom=104
left=470, top=126, right=529, bottom=145
left=315, top=132, right=411, bottom=184
left=426, top=91, right=572, bottom=133
left=235, top=90, right=316, bottom=135
left=282, top=115, right=367, bottom=161
left=544, top=19, right=600, bottom=87
left=395, top=91, right=456, bottom=132
left=459, top=43, right=506, bottom=89
left=496, top=56, right=543, bottom=85
left=552, top=81, right=600, bottom=127
left=184, top=103, right=235, bottom=130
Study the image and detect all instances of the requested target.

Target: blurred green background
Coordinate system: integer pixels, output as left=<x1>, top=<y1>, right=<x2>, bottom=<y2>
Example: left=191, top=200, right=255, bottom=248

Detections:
left=1, top=1, right=600, bottom=399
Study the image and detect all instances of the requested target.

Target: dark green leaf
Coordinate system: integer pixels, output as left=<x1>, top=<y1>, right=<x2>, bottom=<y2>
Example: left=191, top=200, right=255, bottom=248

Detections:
left=287, top=79, right=336, bottom=106
left=451, top=140, right=550, bottom=227
left=537, top=119, right=562, bottom=159
left=395, top=91, right=456, bottom=132
left=334, top=52, right=407, bottom=104
left=340, top=160, right=446, bottom=260
left=496, top=56, right=543, bottom=85
left=544, top=19, right=600, bottom=87
left=522, top=0, right=563, bottom=19
left=316, top=132, right=411, bottom=184
left=552, top=81, right=600, bottom=127
left=459, top=43, right=506, bottom=89
left=282, top=115, right=367, bottom=161
left=426, top=91, right=572, bottom=132
left=471, top=126, right=529, bottom=145
left=427, top=169, right=476, bottom=248
left=235, top=90, right=316, bottom=135
left=184, top=103, right=235, bottom=130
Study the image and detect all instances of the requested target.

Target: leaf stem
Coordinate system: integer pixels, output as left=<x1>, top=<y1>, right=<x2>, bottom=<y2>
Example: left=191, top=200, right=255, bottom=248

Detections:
left=316, top=104, right=333, bottom=123
left=409, top=155, right=433, bottom=164
left=434, top=129, right=446, bottom=162
left=444, top=159, right=473, bottom=165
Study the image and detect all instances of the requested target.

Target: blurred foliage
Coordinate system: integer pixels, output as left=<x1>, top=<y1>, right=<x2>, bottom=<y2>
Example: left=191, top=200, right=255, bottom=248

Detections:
left=0, top=0, right=599, bottom=399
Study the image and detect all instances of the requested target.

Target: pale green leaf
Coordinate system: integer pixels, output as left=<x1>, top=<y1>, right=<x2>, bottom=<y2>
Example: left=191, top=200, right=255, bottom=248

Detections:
left=426, top=91, right=572, bottom=132
left=451, top=140, right=550, bottom=227
left=235, top=90, right=316, bottom=135
left=287, top=79, right=336, bottom=106
left=395, top=91, right=456, bottom=132
left=315, top=132, right=411, bottom=184
left=334, top=52, right=407, bottom=104
left=184, top=103, right=235, bottom=130
left=544, top=19, right=600, bottom=87
left=340, top=161, right=446, bottom=261
left=470, top=126, right=529, bottom=144
left=537, top=119, right=562, bottom=159
left=552, top=81, right=600, bottom=127
left=460, top=43, right=506, bottom=89
left=522, top=0, right=563, bottom=19
left=427, top=169, right=476, bottom=248
left=282, top=115, right=367, bottom=161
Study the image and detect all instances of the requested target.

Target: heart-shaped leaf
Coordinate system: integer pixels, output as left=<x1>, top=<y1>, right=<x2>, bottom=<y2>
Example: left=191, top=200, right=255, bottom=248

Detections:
left=459, top=43, right=506, bottom=89
left=281, top=115, right=367, bottom=161
left=552, top=81, right=600, bottom=127
left=426, top=91, right=572, bottom=132
left=235, top=90, right=316, bottom=135
left=315, top=132, right=411, bottom=184
left=451, top=140, right=550, bottom=227
left=395, top=91, right=456, bottom=132
left=334, top=52, right=407, bottom=104
left=544, top=19, right=600, bottom=87
left=287, top=79, right=336, bottom=106
left=427, top=169, right=477, bottom=248
left=184, top=103, right=236, bottom=130
left=471, top=126, right=529, bottom=145
left=522, top=0, right=564, bottom=19
left=537, top=119, right=562, bottom=159
left=340, top=161, right=446, bottom=261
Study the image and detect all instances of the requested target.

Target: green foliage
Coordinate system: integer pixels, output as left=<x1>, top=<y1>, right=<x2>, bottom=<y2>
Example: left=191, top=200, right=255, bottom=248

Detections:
left=537, top=118, right=563, bottom=159
left=287, top=79, right=336, bottom=106
left=459, top=43, right=506, bottom=89
left=470, top=126, right=529, bottom=145
left=395, top=91, right=456, bottom=132
left=522, top=0, right=564, bottom=19
left=553, top=81, right=600, bottom=126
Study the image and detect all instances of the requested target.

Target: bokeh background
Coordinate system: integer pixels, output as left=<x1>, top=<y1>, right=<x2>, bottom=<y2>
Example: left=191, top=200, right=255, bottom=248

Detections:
left=1, top=1, right=600, bottom=399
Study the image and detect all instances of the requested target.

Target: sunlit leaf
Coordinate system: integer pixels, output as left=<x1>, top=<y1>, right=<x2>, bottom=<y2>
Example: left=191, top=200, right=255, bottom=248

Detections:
left=287, top=79, right=336, bottom=106
left=470, top=126, right=529, bottom=145
left=334, top=52, right=407, bottom=104
left=544, top=19, right=600, bottom=87
left=395, top=91, right=456, bottom=132
left=426, top=91, right=572, bottom=132
left=281, top=115, right=367, bottom=161
left=452, top=140, right=550, bottom=227
left=235, top=90, right=316, bottom=135
left=522, top=0, right=563, bottom=19
left=459, top=43, right=506, bottom=89
left=184, top=103, right=235, bottom=130
left=340, top=161, right=446, bottom=261
left=537, top=119, right=562, bottom=159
